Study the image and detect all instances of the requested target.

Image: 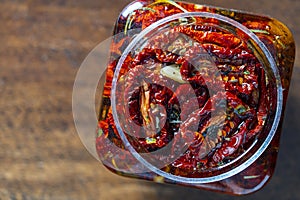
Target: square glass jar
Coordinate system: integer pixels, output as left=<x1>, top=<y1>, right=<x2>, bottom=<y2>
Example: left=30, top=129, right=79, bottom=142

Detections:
left=95, top=0, right=295, bottom=195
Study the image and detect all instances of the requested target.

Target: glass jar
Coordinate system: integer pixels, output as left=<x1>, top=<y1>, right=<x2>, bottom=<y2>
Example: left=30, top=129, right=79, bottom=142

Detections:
left=96, top=0, right=295, bottom=195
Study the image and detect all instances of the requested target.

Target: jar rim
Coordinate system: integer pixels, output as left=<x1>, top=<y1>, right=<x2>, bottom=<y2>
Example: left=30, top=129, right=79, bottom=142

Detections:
left=111, top=11, right=283, bottom=184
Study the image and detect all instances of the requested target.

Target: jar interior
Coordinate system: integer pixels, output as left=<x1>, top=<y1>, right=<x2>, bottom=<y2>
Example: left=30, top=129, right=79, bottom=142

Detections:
left=108, top=12, right=282, bottom=183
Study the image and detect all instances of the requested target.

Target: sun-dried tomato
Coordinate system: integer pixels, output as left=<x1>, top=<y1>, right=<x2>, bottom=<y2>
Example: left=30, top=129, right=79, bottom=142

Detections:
left=96, top=0, right=295, bottom=195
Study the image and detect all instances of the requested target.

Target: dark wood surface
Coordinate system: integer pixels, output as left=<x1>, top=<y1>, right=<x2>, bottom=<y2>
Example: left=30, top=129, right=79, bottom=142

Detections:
left=1, top=0, right=299, bottom=199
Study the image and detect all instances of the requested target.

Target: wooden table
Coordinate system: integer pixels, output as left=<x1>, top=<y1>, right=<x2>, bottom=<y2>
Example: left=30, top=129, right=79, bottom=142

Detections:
left=1, top=0, right=299, bottom=199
